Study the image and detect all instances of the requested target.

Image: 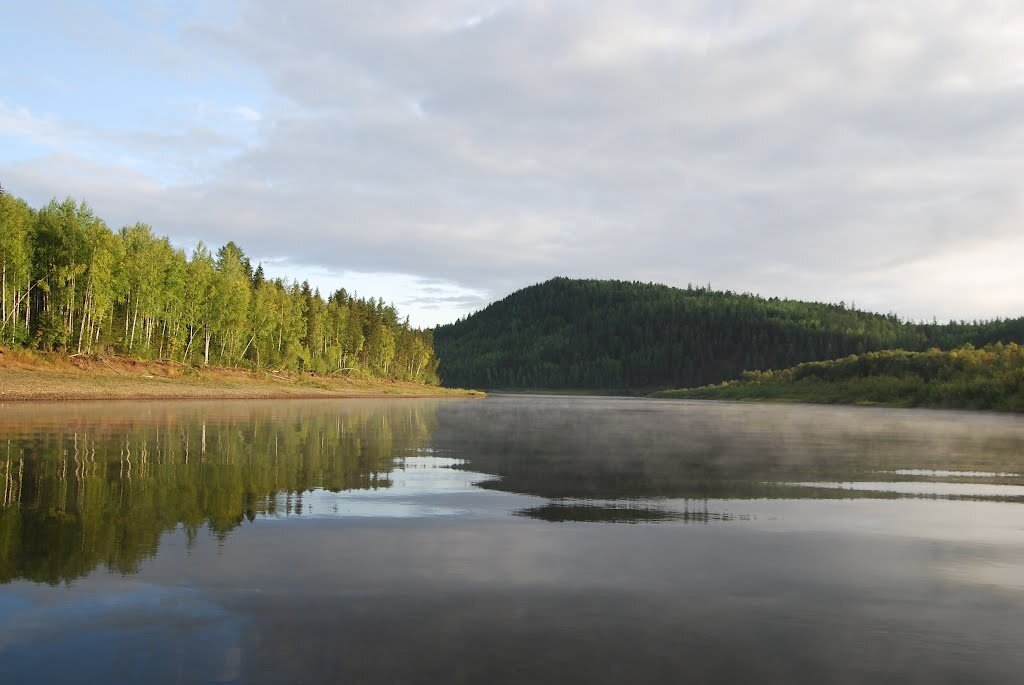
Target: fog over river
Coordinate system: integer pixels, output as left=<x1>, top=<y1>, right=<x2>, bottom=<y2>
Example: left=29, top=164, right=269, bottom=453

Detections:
left=1, top=396, right=1022, bottom=684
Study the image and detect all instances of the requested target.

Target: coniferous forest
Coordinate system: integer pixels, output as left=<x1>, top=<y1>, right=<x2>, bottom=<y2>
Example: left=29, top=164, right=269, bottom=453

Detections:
left=0, top=189, right=439, bottom=382
left=434, top=277, right=1024, bottom=390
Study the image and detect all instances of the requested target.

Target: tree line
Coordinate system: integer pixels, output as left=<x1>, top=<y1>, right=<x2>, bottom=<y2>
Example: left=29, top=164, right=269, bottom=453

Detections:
left=434, top=277, right=1024, bottom=390
left=654, top=343, right=1024, bottom=412
left=0, top=188, right=439, bottom=382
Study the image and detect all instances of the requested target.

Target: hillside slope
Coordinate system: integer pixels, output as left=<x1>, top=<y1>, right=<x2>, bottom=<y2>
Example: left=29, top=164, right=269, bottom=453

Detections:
left=434, top=278, right=1024, bottom=390
left=652, top=344, right=1024, bottom=412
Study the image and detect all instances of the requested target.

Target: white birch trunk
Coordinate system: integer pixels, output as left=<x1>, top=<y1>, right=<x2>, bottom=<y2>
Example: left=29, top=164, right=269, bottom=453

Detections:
left=130, top=299, right=139, bottom=351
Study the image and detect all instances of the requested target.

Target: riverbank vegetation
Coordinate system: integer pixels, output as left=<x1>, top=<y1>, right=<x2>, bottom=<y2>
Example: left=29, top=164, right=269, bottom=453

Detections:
left=0, top=189, right=439, bottom=383
left=652, top=344, right=1024, bottom=412
left=435, top=278, right=1024, bottom=390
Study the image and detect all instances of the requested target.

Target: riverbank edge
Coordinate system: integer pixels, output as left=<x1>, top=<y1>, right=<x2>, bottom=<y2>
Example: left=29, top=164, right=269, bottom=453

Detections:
left=647, top=389, right=1023, bottom=413
left=0, top=348, right=483, bottom=401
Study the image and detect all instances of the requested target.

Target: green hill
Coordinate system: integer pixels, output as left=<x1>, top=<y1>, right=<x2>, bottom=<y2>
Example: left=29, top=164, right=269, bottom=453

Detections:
left=652, top=344, right=1024, bottom=412
left=434, top=278, right=1024, bottom=390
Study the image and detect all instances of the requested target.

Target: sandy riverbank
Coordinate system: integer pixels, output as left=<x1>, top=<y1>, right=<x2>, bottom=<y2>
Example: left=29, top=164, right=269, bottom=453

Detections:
left=0, top=348, right=480, bottom=401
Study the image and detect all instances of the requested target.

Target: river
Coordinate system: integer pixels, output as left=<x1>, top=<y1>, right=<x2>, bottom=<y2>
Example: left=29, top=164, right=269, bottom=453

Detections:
left=1, top=395, right=1022, bottom=683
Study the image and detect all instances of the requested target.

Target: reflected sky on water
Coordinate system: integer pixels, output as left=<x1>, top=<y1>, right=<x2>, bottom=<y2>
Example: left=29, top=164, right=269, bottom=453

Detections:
left=1, top=396, right=1023, bottom=684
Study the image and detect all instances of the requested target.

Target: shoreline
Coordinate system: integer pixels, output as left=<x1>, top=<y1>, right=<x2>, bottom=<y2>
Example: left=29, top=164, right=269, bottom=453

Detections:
left=649, top=390, right=1023, bottom=414
left=0, top=349, right=481, bottom=402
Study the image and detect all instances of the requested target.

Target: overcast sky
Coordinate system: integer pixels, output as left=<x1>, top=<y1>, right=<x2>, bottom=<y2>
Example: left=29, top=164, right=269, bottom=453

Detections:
left=2, top=1, right=1023, bottom=326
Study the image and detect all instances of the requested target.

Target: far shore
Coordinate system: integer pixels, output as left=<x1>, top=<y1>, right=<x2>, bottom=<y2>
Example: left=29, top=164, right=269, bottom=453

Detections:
left=0, top=348, right=481, bottom=402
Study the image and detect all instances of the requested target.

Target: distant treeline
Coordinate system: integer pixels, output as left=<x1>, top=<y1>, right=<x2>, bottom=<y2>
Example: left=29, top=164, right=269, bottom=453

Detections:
left=434, top=278, right=1024, bottom=390
left=653, top=344, right=1024, bottom=412
left=0, top=189, right=438, bottom=382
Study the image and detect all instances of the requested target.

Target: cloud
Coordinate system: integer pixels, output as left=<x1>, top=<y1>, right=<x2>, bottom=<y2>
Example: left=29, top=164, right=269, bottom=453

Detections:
left=0, top=100, right=248, bottom=185
left=3, top=1, right=1024, bottom=324
left=232, top=106, right=263, bottom=122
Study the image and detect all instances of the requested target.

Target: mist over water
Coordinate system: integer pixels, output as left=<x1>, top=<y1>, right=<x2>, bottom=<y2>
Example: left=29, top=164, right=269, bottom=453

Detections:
left=1, top=396, right=1023, bottom=683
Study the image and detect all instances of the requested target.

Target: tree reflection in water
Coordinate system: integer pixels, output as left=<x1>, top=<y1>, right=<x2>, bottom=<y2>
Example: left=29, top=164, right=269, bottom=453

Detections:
left=0, top=400, right=438, bottom=584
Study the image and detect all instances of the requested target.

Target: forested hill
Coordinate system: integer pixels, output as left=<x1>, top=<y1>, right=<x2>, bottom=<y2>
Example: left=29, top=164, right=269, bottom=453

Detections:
left=0, top=189, right=439, bottom=382
left=433, top=278, right=1024, bottom=390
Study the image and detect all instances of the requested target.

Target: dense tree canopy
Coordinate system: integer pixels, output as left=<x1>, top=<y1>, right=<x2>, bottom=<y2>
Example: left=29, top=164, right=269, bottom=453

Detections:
left=0, top=189, right=438, bottom=383
left=434, top=278, right=1024, bottom=390
left=654, top=343, right=1024, bottom=412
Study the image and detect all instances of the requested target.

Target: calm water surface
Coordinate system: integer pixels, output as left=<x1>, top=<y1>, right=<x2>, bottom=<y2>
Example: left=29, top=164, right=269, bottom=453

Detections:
left=1, top=395, right=1023, bottom=684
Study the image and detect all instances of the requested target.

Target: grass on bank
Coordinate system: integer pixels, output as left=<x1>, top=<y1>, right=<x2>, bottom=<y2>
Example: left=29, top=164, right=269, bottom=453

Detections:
left=651, top=343, right=1024, bottom=412
left=0, top=347, right=483, bottom=401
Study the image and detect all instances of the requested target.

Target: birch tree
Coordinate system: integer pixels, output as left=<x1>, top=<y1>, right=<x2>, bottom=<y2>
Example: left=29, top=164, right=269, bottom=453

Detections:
left=0, top=192, right=33, bottom=343
left=0, top=188, right=443, bottom=384
left=213, top=242, right=251, bottom=364
left=183, top=243, right=215, bottom=364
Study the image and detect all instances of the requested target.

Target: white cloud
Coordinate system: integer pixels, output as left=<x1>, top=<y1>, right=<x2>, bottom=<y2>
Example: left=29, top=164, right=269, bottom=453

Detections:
left=4, top=0, right=1024, bottom=324
left=232, top=106, right=263, bottom=122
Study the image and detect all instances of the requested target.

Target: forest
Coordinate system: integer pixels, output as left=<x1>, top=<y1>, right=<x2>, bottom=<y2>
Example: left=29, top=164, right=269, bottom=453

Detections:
left=434, top=277, right=1024, bottom=390
left=653, top=344, right=1024, bottom=412
left=0, top=188, right=439, bottom=383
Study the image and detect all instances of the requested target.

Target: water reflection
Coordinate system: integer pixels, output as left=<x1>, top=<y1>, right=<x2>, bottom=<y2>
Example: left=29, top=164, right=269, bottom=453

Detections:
left=516, top=501, right=752, bottom=523
left=2, top=397, right=1024, bottom=684
left=2, top=396, right=1024, bottom=584
left=0, top=400, right=437, bottom=584
left=434, top=395, right=1024, bottom=503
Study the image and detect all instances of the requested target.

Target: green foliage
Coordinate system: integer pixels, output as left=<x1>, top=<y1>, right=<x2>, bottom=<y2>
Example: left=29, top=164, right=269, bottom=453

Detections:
left=0, top=189, right=439, bottom=383
left=0, top=190, right=34, bottom=344
left=435, top=277, right=1024, bottom=390
left=0, top=402, right=437, bottom=584
left=653, top=344, right=1024, bottom=411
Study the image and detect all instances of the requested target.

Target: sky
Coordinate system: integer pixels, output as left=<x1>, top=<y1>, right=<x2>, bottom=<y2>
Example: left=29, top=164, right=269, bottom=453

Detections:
left=2, top=1, right=1023, bottom=327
